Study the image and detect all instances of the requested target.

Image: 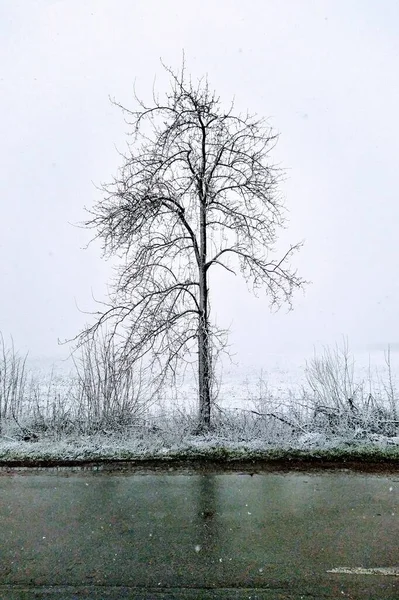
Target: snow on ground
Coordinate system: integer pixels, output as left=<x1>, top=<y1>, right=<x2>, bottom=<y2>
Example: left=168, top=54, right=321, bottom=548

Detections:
left=0, top=346, right=392, bottom=462
left=25, top=348, right=399, bottom=411
left=150, top=349, right=399, bottom=411
left=1, top=429, right=399, bottom=463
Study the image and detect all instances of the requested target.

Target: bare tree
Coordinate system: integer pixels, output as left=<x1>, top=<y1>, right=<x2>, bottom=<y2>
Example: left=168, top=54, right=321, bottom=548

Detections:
left=78, top=62, right=305, bottom=430
left=0, top=333, right=29, bottom=433
left=72, top=330, right=150, bottom=431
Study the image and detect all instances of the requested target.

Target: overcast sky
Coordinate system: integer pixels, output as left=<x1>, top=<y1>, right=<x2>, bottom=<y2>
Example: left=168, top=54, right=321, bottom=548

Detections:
left=1, top=0, right=399, bottom=366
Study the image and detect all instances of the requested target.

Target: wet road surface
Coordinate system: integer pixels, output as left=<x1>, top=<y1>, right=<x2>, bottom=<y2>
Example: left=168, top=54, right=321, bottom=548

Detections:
left=0, top=469, right=398, bottom=598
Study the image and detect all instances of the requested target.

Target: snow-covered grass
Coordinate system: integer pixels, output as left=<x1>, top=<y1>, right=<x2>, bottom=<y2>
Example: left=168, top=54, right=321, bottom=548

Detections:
left=1, top=430, right=399, bottom=465
left=1, top=401, right=398, bottom=465
left=1, top=339, right=399, bottom=464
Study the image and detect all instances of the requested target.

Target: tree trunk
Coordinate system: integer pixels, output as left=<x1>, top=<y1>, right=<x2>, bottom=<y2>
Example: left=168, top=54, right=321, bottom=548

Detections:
left=198, top=290, right=211, bottom=429
left=198, top=194, right=211, bottom=430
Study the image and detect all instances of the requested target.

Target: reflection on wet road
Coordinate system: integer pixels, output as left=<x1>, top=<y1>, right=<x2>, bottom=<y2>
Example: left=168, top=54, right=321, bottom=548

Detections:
left=0, top=470, right=398, bottom=598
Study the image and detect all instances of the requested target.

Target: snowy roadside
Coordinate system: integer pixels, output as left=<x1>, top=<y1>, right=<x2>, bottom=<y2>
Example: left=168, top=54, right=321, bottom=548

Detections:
left=1, top=431, right=398, bottom=466
left=2, top=342, right=399, bottom=468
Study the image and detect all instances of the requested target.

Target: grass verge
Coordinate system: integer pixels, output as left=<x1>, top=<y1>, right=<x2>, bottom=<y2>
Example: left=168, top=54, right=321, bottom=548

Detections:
left=0, top=435, right=398, bottom=471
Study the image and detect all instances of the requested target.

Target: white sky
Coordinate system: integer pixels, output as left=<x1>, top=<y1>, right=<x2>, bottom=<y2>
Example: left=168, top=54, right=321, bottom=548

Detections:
left=1, top=0, right=399, bottom=366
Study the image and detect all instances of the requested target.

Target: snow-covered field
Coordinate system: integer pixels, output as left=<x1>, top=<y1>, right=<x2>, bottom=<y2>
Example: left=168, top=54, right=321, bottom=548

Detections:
left=26, top=348, right=399, bottom=410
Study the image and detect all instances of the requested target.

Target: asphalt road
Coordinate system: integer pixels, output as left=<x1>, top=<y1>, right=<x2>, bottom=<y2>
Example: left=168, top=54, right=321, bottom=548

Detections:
left=0, top=469, right=398, bottom=599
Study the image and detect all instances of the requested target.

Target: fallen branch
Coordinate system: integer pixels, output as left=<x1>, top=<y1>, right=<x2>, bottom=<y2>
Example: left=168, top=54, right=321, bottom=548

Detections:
left=232, top=407, right=308, bottom=433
